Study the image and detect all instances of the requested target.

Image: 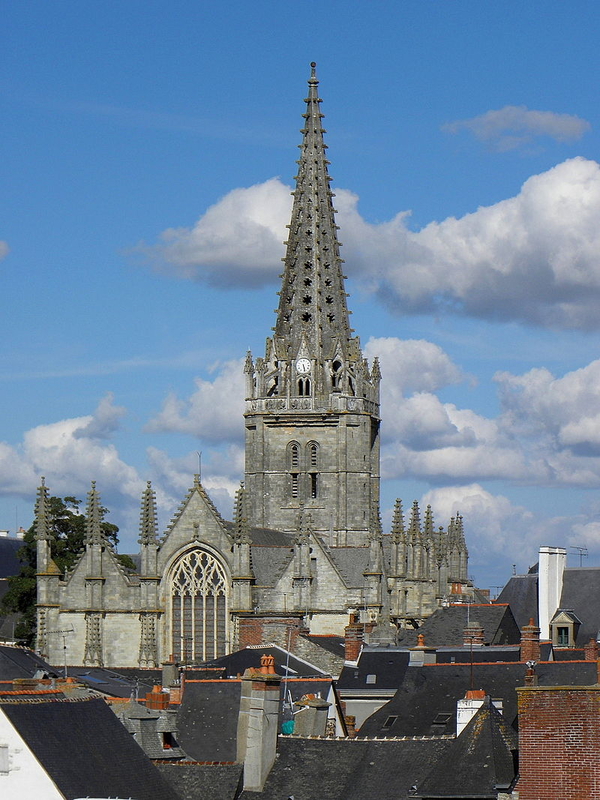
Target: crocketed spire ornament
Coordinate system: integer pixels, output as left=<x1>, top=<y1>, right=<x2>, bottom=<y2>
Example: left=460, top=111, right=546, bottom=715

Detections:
left=34, top=477, right=53, bottom=541
left=138, top=481, right=158, bottom=546
left=85, top=481, right=104, bottom=545
left=233, top=483, right=251, bottom=544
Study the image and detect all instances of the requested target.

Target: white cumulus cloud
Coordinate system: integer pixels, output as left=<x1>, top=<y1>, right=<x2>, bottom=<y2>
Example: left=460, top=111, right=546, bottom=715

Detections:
left=146, top=158, right=600, bottom=330
left=145, top=358, right=245, bottom=442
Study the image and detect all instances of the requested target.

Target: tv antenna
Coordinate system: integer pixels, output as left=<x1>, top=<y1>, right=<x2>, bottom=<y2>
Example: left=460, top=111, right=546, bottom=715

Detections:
left=46, top=628, right=75, bottom=678
left=570, top=546, right=588, bottom=567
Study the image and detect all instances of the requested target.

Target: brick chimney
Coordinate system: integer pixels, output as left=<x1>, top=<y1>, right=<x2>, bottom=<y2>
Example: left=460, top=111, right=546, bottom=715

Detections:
left=146, top=684, right=169, bottom=710
left=344, top=715, right=357, bottom=739
left=344, top=612, right=364, bottom=662
left=520, top=618, right=541, bottom=662
left=516, top=685, right=600, bottom=799
left=584, top=637, right=599, bottom=662
left=463, top=621, right=484, bottom=647
left=236, top=655, right=281, bottom=792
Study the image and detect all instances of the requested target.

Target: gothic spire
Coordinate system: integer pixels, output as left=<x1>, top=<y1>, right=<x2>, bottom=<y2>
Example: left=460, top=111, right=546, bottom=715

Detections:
left=34, top=477, right=53, bottom=541
left=273, top=62, right=353, bottom=362
left=138, top=481, right=158, bottom=546
left=391, top=498, right=405, bottom=542
left=85, top=481, right=104, bottom=546
left=233, top=482, right=252, bottom=544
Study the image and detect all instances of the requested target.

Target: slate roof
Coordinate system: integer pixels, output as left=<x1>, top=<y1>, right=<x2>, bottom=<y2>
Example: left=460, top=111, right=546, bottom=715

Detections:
left=238, top=736, right=453, bottom=800
left=560, top=567, right=600, bottom=645
left=302, top=633, right=345, bottom=656
left=0, top=536, right=22, bottom=578
left=201, top=644, right=328, bottom=678
left=0, top=643, right=59, bottom=680
left=415, top=698, right=518, bottom=798
left=177, top=680, right=241, bottom=761
left=156, top=763, right=243, bottom=800
left=178, top=676, right=336, bottom=761
left=497, top=567, right=600, bottom=646
left=327, top=546, right=371, bottom=586
left=496, top=573, right=538, bottom=629
left=250, top=544, right=294, bottom=586
left=2, top=696, right=182, bottom=799
left=396, top=604, right=521, bottom=648
left=222, top=520, right=295, bottom=547
left=66, top=665, right=157, bottom=697
left=337, top=649, right=410, bottom=692
left=359, top=660, right=598, bottom=737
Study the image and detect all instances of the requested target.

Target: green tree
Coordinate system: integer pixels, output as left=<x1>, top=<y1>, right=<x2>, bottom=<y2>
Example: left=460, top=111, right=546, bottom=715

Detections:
left=1, top=495, right=135, bottom=646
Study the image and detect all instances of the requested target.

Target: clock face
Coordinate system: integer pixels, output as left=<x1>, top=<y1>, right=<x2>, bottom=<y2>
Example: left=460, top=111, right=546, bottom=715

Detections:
left=296, top=358, right=311, bottom=374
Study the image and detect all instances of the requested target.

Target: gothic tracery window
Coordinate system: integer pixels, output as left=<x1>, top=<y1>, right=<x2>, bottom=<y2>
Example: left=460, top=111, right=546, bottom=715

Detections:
left=169, top=549, right=229, bottom=662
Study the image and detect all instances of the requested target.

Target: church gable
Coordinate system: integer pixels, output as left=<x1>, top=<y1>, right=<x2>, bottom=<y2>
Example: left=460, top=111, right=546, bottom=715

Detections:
left=157, top=476, right=233, bottom=573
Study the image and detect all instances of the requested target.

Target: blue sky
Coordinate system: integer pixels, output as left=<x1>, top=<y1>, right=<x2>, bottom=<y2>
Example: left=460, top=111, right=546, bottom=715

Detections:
left=3, top=1, right=600, bottom=591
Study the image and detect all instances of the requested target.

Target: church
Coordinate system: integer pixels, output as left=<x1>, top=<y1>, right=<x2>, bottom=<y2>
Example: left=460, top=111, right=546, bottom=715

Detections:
left=35, top=64, right=471, bottom=669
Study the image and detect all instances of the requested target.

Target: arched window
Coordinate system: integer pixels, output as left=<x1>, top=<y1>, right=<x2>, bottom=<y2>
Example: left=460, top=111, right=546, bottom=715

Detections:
left=169, top=549, right=229, bottom=662
left=298, top=377, right=311, bottom=396
left=307, top=441, right=319, bottom=499
left=288, top=441, right=300, bottom=469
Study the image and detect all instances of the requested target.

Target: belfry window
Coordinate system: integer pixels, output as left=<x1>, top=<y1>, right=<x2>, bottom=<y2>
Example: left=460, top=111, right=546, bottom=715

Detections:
left=291, top=473, right=299, bottom=497
left=169, top=548, right=229, bottom=662
left=307, top=441, right=319, bottom=499
left=298, top=377, right=311, bottom=396
left=331, top=360, right=342, bottom=389
left=289, top=442, right=300, bottom=469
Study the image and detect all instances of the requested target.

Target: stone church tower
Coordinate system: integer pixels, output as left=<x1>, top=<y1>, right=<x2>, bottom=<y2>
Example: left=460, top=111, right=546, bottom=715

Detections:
left=36, top=64, right=471, bottom=670
left=244, top=63, right=381, bottom=545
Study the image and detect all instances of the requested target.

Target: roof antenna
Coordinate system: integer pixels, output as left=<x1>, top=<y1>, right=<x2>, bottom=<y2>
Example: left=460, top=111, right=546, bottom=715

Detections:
left=570, top=546, right=588, bottom=567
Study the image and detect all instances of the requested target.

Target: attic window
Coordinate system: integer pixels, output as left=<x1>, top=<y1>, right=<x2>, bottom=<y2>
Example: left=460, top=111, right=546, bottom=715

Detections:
left=382, top=715, right=398, bottom=729
left=557, top=626, right=569, bottom=646
left=432, top=712, right=452, bottom=726
left=365, top=674, right=377, bottom=685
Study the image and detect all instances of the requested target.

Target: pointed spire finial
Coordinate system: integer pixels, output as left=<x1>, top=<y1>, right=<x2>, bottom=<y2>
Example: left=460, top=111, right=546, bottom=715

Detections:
left=138, top=481, right=158, bottom=546
left=34, top=477, right=53, bottom=541
left=310, top=61, right=317, bottom=79
left=85, top=481, right=104, bottom=545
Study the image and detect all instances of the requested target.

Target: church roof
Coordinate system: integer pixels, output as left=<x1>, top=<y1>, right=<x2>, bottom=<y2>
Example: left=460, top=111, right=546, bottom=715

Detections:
left=1, top=696, right=181, bottom=799
left=327, top=546, right=371, bottom=587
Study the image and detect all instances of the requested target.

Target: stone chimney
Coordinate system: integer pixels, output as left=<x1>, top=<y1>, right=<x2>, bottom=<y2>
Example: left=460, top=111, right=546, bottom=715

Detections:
left=538, top=546, right=566, bottom=640
left=463, top=620, right=484, bottom=647
left=408, top=633, right=436, bottom=666
left=293, top=694, right=331, bottom=737
left=520, top=618, right=541, bottom=662
left=344, top=612, right=364, bottom=662
left=236, top=655, right=281, bottom=792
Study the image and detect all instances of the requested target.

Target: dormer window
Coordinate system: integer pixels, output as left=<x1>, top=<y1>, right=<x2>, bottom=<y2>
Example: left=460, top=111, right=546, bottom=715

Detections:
left=550, top=609, right=581, bottom=648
